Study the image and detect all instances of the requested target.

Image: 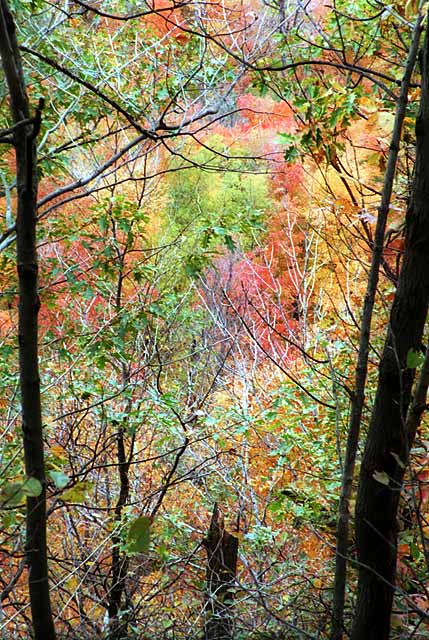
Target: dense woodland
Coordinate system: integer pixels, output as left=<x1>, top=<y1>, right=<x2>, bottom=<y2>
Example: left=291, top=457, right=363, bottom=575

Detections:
left=1, top=0, right=429, bottom=638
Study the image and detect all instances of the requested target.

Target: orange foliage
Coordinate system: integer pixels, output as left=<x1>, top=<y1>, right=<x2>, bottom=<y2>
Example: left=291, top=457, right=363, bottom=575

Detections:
left=143, top=0, right=188, bottom=43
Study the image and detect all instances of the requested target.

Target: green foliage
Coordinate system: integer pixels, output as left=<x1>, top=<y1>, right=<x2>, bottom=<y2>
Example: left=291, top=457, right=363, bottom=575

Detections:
left=61, top=481, right=92, bottom=504
left=276, top=81, right=362, bottom=163
left=165, top=138, right=270, bottom=276
left=48, top=470, right=70, bottom=489
left=0, top=476, right=42, bottom=508
left=127, top=516, right=152, bottom=554
left=407, top=348, right=425, bottom=369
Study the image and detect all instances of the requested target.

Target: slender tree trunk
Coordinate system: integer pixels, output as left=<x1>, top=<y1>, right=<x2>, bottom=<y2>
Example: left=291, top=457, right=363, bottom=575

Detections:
left=203, top=504, right=238, bottom=640
left=278, top=0, right=287, bottom=34
left=330, top=12, right=423, bottom=640
left=0, top=2, right=56, bottom=638
left=108, top=424, right=131, bottom=640
left=350, top=18, right=429, bottom=640
left=108, top=263, right=132, bottom=640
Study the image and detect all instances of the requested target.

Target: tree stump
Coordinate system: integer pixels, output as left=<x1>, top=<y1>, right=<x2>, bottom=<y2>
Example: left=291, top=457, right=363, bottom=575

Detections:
left=203, top=504, right=239, bottom=640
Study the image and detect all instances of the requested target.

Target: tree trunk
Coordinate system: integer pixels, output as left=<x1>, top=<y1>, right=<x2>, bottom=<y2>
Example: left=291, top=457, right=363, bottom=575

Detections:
left=108, top=262, right=132, bottom=640
left=108, top=426, right=131, bottom=640
left=0, top=1, right=56, bottom=638
left=203, top=504, right=238, bottom=640
left=350, top=18, right=429, bottom=640
left=330, top=12, right=423, bottom=640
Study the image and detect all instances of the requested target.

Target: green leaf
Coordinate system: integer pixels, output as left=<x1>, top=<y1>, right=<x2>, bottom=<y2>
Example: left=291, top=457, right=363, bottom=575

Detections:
left=21, top=477, right=43, bottom=497
left=1, top=482, right=24, bottom=506
left=276, top=132, right=295, bottom=144
left=407, top=349, right=424, bottom=369
left=373, top=470, right=390, bottom=486
left=162, top=620, right=174, bottom=629
left=284, top=145, right=300, bottom=163
left=62, top=481, right=91, bottom=503
left=127, top=516, right=152, bottom=553
left=224, top=234, right=236, bottom=251
left=410, top=540, right=421, bottom=560
left=49, top=471, right=70, bottom=489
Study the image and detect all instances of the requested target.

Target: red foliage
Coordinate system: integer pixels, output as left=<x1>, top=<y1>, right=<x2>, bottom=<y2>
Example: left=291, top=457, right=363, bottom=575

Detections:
left=143, top=0, right=188, bottom=43
left=235, top=94, right=295, bottom=132
left=210, top=93, right=305, bottom=199
left=204, top=205, right=308, bottom=361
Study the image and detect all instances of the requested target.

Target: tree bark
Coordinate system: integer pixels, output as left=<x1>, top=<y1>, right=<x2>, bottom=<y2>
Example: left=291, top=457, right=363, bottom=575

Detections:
left=108, top=259, right=133, bottom=640
left=203, top=504, right=238, bottom=640
left=0, top=1, right=56, bottom=638
left=330, top=12, right=423, bottom=640
left=350, top=18, right=429, bottom=640
left=108, top=425, right=131, bottom=640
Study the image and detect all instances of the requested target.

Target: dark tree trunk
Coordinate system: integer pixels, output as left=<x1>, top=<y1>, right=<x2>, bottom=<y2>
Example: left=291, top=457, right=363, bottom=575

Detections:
left=0, top=1, right=56, bottom=638
left=108, top=426, right=131, bottom=640
left=108, top=262, right=132, bottom=640
left=330, top=13, right=423, bottom=640
left=350, top=20, right=429, bottom=640
left=203, top=504, right=238, bottom=640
